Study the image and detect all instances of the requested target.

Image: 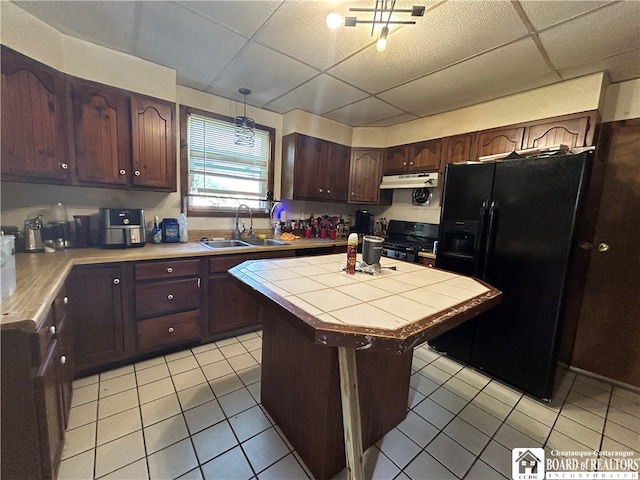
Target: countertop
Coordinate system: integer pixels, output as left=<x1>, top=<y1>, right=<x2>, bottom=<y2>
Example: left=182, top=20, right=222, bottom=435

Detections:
left=229, top=254, right=502, bottom=354
left=0, top=237, right=347, bottom=332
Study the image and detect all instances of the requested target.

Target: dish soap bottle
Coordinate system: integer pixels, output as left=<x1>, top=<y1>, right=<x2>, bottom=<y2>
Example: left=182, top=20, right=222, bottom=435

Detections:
left=178, top=213, right=188, bottom=243
left=152, top=216, right=162, bottom=244
left=346, top=233, right=358, bottom=275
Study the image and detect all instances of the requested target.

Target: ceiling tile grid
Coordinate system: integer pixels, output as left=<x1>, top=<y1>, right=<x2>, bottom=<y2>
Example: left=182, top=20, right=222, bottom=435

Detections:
left=6, top=0, right=640, bottom=127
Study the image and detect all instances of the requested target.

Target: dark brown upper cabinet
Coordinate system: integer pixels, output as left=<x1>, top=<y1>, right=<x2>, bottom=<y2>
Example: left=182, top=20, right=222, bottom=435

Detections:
left=523, top=114, right=593, bottom=149
left=382, top=145, right=409, bottom=175
left=1, top=46, right=70, bottom=184
left=348, top=148, right=384, bottom=204
left=410, top=139, right=442, bottom=171
left=441, top=133, right=476, bottom=172
left=476, top=126, right=525, bottom=158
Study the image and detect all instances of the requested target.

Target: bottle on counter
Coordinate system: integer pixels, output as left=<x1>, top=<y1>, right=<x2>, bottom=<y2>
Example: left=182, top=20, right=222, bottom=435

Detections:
left=162, top=218, right=180, bottom=243
left=152, top=216, right=162, bottom=244
left=178, top=213, right=188, bottom=243
left=346, top=233, right=358, bottom=275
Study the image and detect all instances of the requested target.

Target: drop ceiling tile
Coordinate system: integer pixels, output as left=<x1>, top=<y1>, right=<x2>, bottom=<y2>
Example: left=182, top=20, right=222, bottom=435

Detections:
left=327, top=0, right=530, bottom=94
left=206, top=42, right=320, bottom=107
left=378, top=37, right=550, bottom=114
left=136, top=2, right=248, bottom=90
left=323, top=96, right=405, bottom=126
left=14, top=1, right=137, bottom=54
left=538, top=1, right=640, bottom=70
left=519, top=0, right=614, bottom=31
left=254, top=1, right=381, bottom=71
left=264, top=74, right=369, bottom=115
left=176, top=1, right=281, bottom=37
left=559, top=48, right=640, bottom=84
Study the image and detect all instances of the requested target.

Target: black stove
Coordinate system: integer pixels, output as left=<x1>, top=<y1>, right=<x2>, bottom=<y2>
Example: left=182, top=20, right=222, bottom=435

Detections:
left=382, top=220, right=439, bottom=263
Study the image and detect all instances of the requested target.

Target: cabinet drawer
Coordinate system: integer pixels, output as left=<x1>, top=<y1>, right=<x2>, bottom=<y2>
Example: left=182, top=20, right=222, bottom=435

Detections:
left=137, top=310, right=201, bottom=352
left=135, top=278, right=200, bottom=318
left=135, top=259, right=201, bottom=280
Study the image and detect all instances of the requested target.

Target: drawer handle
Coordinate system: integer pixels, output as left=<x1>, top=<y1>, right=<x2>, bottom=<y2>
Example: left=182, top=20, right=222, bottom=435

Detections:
left=166, top=267, right=173, bottom=273
left=60, top=356, right=67, bottom=365
left=168, top=327, right=174, bottom=333
left=49, top=325, right=56, bottom=334
left=167, top=294, right=174, bottom=300
left=113, top=278, right=120, bottom=285
left=63, top=296, right=68, bottom=304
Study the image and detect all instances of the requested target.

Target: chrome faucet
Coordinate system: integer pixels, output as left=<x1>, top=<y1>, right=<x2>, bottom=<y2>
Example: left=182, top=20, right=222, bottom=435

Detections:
left=234, top=204, right=254, bottom=239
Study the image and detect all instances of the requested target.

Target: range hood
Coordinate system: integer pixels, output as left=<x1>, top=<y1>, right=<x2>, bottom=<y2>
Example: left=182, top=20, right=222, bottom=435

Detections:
left=379, top=172, right=439, bottom=189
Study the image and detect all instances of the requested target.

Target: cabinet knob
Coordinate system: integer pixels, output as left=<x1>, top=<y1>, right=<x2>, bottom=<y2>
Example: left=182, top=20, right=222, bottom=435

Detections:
left=168, top=327, right=174, bottom=333
left=49, top=325, right=56, bottom=334
left=409, top=161, right=414, bottom=165
left=327, top=189, right=331, bottom=194
left=427, top=264, right=434, bottom=268
left=119, top=169, right=126, bottom=175
left=134, top=170, right=141, bottom=176
left=60, top=356, right=67, bottom=365
left=113, top=278, right=120, bottom=285
left=63, top=296, right=69, bottom=304
left=351, top=192, right=355, bottom=196
left=167, top=294, right=174, bottom=300
left=403, top=162, right=407, bottom=166
left=318, top=188, right=323, bottom=193
left=60, top=163, right=68, bottom=170
left=166, top=267, right=173, bottom=273
left=598, top=242, right=610, bottom=252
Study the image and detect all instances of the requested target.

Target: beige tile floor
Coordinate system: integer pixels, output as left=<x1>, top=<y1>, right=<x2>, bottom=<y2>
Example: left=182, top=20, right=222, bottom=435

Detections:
left=59, top=330, right=639, bottom=480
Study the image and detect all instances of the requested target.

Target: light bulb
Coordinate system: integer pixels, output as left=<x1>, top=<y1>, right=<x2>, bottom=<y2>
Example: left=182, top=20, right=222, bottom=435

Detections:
left=376, top=26, right=389, bottom=52
left=326, top=13, right=344, bottom=29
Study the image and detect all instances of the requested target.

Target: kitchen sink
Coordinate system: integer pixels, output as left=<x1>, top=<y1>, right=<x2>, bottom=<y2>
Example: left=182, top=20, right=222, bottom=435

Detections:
left=199, top=239, right=252, bottom=249
left=198, top=238, right=289, bottom=249
left=241, top=238, right=289, bottom=246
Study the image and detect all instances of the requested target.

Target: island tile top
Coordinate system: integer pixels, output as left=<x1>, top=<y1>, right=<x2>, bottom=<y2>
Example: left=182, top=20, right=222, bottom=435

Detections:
left=229, top=253, right=502, bottom=353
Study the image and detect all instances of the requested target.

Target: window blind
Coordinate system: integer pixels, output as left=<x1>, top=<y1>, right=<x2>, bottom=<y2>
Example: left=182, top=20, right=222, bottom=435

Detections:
left=187, top=113, right=270, bottom=209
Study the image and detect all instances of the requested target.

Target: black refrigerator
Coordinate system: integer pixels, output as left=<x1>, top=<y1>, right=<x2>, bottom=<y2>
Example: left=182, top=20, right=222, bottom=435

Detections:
left=433, top=151, right=593, bottom=399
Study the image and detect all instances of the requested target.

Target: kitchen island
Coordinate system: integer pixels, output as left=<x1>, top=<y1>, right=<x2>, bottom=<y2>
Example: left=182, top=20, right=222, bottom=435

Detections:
left=228, top=254, right=501, bottom=480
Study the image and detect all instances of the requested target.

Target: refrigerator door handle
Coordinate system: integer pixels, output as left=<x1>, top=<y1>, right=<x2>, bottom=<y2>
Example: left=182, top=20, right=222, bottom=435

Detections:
left=482, top=199, right=498, bottom=281
left=475, top=198, right=490, bottom=277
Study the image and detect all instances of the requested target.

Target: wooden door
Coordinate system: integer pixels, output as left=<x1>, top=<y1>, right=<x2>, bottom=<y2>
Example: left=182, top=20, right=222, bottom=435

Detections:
left=571, top=119, right=640, bottom=387
left=294, top=135, right=326, bottom=200
left=523, top=115, right=591, bottom=149
left=131, top=95, right=176, bottom=190
left=1, top=46, right=70, bottom=183
left=441, top=133, right=474, bottom=172
left=35, top=339, right=65, bottom=480
left=208, top=273, right=258, bottom=335
left=70, top=79, right=129, bottom=186
left=476, top=126, right=524, bottom=158
left=67, top=266, right=127, bottom=371
left=348, top=149, right=383, bottom=204
left=325, top=142, right=350, bottom=202
left=383, top=145, right=409, bottom=175
left=409, top=139, right=441, bottom=172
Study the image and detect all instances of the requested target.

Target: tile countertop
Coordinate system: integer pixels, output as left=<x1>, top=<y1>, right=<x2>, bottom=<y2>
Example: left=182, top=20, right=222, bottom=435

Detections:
left=0, top=237, right=347, bottom=332
left=229, top=254, right=502, bottom=354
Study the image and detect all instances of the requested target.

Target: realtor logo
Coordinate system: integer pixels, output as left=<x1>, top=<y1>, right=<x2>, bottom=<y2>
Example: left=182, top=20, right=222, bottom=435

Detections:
left=512, top=448, right=545, bottom=480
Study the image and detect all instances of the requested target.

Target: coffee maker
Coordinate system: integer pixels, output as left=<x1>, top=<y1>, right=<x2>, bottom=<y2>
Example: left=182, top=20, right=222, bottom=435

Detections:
left=99, top=208, right=147, bottom=248
left=355, top=210, right=372, bottom=236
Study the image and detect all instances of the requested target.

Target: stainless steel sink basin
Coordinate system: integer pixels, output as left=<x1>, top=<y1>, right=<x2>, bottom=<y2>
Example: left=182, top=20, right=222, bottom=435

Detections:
left=241, top=238, right=289, bottom=246
left=199, top=239, right=252, bottom=249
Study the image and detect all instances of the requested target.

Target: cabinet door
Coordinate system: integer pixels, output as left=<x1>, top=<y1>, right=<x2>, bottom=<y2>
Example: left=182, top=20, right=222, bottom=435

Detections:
left=441, top=134, right=474, bottom=172
left=523, top=116, right=591, bottom=149
left=35, top=339, right=65, bottom=480
left=383, top=145, right=409, bottom=175
left=476, top=127, right=524, bottom=158
left=70, top=79, right=129, bottom=186
left=409, top=139, right=441, bottom=172
left=209, top=273, right=258, bottom=335
left=130, top=96, right=176, bottom=190
left=1, top=46, right=70, bottom=183
left=67, top=266, right=127, bottom=371
left=325, top=142, right=350, bottom=202
left=348, top=149, right=383, bottom=204
left=294, top=135, right=326, bottom=200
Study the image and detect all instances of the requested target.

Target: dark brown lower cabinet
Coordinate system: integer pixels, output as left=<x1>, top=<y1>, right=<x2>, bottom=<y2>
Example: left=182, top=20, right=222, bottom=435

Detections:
left=67, top=264, right=129, bottom=374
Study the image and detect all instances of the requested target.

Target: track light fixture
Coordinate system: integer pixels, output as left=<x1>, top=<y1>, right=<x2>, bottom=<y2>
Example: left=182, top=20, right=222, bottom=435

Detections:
left=326, top=0, right=425, bottom=52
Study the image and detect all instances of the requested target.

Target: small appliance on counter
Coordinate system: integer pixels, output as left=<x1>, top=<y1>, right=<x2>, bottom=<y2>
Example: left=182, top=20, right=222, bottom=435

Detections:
left=99, top=208, right=146, bottom=248
left=354, top=210, right=372, bottom=235
left=24, top=215, right=44, bottom=252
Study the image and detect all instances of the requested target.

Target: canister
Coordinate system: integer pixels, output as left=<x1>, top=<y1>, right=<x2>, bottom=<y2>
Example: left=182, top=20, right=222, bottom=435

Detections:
left=1, top=234, right=16, bottom=301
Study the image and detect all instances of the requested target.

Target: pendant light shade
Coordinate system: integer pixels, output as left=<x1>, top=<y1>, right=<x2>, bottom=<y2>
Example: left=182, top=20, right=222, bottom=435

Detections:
left=235, top=88, right=255, bottom=147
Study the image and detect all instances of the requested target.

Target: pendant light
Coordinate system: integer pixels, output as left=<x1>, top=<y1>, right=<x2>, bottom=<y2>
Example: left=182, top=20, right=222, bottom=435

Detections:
left=234, top=88, right=255, bottom=147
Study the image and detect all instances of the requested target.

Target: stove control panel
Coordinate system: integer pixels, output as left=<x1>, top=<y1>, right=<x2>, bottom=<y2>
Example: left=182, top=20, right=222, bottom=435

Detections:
left=381, top=248, right=414, bottom=263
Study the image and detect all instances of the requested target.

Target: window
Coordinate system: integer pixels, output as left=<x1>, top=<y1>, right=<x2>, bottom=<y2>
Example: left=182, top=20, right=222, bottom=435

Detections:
left=181, top=106, right=274, bottom=216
